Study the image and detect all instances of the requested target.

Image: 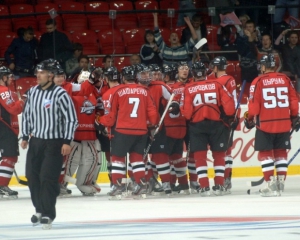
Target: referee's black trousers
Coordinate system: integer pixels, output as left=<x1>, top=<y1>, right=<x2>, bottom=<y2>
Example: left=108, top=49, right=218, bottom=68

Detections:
left=26, top=137, right=64, bottom=220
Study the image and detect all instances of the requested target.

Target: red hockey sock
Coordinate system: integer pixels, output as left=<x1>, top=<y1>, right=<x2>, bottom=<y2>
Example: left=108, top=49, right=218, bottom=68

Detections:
left=145, top=161, right=154, bottom=181
left=224, top=147, right=233, bottom=179
left=274, top=149, right=288, bottom=179
left=130, top=152, right=145, bottom=183
left=258, top=150, right=275, bottom=181
left=0, top=156, right=17, bottom=186
left=111, top=155, right=126, bottom=184
left=212, top=151, right=226, bottom=186
left=151, top=153, right=170, bottom=183
left=171, top=153, right=188, bottom=185
left=194, top=151, right=209, bottom=187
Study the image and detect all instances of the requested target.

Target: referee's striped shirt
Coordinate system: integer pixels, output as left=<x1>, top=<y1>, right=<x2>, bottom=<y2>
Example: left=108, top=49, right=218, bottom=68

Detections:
left=22, top=83, right=78, bottom=145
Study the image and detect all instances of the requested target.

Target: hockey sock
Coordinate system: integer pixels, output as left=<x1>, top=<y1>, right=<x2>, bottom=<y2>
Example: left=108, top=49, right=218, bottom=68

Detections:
left=170, top=163, right=177, bottom=185
left=151, top=153, right=170, bottom=183
left=258, top=150, right=275, bottom=181
left=194, top=151, right=209, bottom=187
left=274, top=149, right=288, bottom=179
left=212, top=151, right=226, bottom=186
left=0, top=156, right=17, bottom=186
left=224, top=147, right=233, bottom=179
left=171, top=153, right=188, bottom=185
left=130, top=152, right=146, bottom=184
left=145, top=161, right=154, bottom=181
left=127, top=163, right=133, bottom=179
left=150, top=160, right=158, bottom=178
left=111, top=155, right=126, bottom=185
left=188, top=152, right=198, bottom=182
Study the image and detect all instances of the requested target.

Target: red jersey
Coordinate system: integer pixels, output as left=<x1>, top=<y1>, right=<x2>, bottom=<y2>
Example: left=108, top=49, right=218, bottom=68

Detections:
left=248, top=72, right=298, bottom=133
left=181, top=80, right=235, bottom=123
left=164, top=81, right=187, bottom=139
left=207, top=72, right=216, bottom=80
left=148, top=81, right=172, bottom=115
left=72, top=94, right=97, bottom=141
left=109, top=83, right=158, bottom=135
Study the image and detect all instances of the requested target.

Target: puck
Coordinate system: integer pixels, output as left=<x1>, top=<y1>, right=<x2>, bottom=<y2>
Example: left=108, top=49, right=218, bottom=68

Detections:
left=247, top=189, right=250, bottom=195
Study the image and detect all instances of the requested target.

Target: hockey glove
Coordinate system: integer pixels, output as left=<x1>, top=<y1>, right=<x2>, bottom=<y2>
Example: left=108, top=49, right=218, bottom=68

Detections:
left=244, top=111, right=255, bottom=129
left=94, top=116, right=105, bottom=132
left=230, top=116, right=240, bottom=130
left=291, top=116, right=300, bottom=132
left=168, top=101, right=180, bottom=115
left=89, top=67, right=103, bottom=85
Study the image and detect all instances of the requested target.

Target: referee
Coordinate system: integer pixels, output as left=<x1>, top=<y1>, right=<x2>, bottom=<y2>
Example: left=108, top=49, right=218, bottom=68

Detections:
left=20, top=59, right=78, bottom=230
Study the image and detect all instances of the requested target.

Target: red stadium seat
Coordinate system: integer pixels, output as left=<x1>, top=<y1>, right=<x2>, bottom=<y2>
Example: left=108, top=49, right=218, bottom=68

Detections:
left=63, top=16, right=88, bottom=32
left=135, top=0, right=163, bottom=28
left=114, top=56, right=131, bottom=71
left=60, top=2, right=85, bottom=17
left=159, top=0, right=179, bottom=29
left=0, top=32, right=17, bottom=58
left=35, top=3, right=58, bottom=14
left=159, top=28, right=171, bottom=44
left=0, top=5, right=9, bottom=16
left=123, top=28, right=144, bottom=54
left=12, top=17, right=38, bottom=32
left=4, top=0, right=28, bottom=5
left=0, top=19, right=13, bottom=33
left=33, top=31, right=43, bottom=41
left=10, top=4, right=37, bottom=32
left=206, top=25, right=220, bottom=51
left=86, top=2, right=111, bottom=31
left=15, top=77, right=37, bottom=97
left=72, top=30, right=99, bottom=55
left=110, top=1, right=138, bottom=30
left=53, top=0, right=76, bottom=5
left=10, top=4, right=34, bottom=15
left=36, top=0, right=53, bottom=3
left=235, top=62, right=242, bottom=86
left=173, top=26, right=185, bottom=40
left=98, top=29, right=125, bottom=54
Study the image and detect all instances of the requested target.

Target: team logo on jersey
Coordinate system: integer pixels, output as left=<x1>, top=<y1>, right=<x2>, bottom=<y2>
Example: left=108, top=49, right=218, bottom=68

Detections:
left=6, top=98, right=12, bottom=105
left=44, top=99, right=52, bottom=109
left=80, top=100, right=95, bottom=115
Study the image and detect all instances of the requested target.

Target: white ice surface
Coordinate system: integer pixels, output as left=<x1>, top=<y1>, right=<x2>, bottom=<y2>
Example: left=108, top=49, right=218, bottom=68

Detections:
left=1, top=177, right=300, bottom=240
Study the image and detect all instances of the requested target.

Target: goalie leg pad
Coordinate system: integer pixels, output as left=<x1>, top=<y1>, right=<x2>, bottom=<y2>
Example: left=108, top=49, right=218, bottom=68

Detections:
left=64, top=141, right=82, bottom=183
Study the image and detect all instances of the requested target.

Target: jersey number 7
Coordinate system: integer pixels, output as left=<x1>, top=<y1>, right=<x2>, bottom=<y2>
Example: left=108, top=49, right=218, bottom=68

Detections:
left=129, top=97, right=140, bottom=117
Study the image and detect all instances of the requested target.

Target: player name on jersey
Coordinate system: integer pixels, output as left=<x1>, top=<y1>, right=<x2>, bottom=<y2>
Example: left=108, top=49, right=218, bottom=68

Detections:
left=262, top=78, right=285, bottom=86
left=118, top=88, right=148, bottom=97
left=188, top=83, right=216, bottom=93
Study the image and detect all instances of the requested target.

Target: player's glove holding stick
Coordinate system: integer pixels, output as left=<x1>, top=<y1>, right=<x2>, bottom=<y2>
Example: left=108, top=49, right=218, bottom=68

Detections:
left=243, top=111, right=255, bottom=129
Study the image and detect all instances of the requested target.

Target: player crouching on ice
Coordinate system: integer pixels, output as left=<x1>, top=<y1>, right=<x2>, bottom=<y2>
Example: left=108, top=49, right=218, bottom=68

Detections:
left=244, top=54, right=300, bottom=197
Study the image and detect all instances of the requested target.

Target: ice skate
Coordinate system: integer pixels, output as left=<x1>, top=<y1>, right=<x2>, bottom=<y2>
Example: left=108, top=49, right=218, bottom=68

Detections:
left=31, top=213, right=41, bottom=226
left=162, top=182, right=172, bottom=196
left=0, top=186, right=18, bottom=199
left=277, top=175, right=285, bottom=196
left=108, top=179, right=123, bottom=200
left=148, top=177, right=164, bottom=195
left=200, top=187, right=211, bottom=197
left=132, top=178, right=147, bottom=199
left=190, top=181, right=200, bottom=194
left=260, top=176, right=278, bottom=197
left=126, top=178, right=137, bottom=194
left=59, top=184, right=72, bottom=197
left=41, top=217, right=53, bottom=230
left=212, top=185, right=225, bottom=196
left=224, top=178, right=232, bottom=194
left=172, top=184, right=190, bottom=195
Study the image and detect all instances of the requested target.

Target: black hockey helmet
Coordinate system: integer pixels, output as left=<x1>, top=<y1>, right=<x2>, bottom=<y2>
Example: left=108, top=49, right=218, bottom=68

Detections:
left=162, top=64, right=177, bottom=80
left=0, top=66, right=12, bottom=79
left=259, top=54, right=276, bottom=68
left=211, top=56, right=227, bottom=71
left=35, top=58, right=59, bottom=74
left=121, top=66, right=136, bottom=81
left=104, top=66, right=120, bottom=82
left=177, top=61, right=189, bottom=70
left=191, top=61, right=207, bottom=80
left=54, top=63, right=65, bottom=76
left=135, top=63, right=151, bottom=85
left=148, top=64, right=162, bottom=72
left=89, top=66, right=103, bottom=84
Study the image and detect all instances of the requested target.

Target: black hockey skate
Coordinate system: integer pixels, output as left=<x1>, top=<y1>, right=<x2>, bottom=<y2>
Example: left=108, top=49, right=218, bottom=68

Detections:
left=172, top=184, right=190, bottom=195
left=148, top=177, right=164, bottom=195
left=212, top=185, right=225, bottom=196
left=108, top=179, right=124, bottom=200
left=0, top=186, right=18, bottom=199
left=41, top=217, right=53, bottom=230
left=190, top=181, right=200, bottom=194
left=31, top=213, right=42, bottom=226
left=132, top=178, right=147, bottom=199
left=59, top=184, right=72, bottom=197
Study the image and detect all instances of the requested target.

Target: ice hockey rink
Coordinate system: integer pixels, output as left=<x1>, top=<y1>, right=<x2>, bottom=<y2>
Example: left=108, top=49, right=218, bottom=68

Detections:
left=0, top=176, right=299, bottom=240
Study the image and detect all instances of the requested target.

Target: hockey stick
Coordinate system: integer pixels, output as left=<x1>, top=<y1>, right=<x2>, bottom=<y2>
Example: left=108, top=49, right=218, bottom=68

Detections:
left=13, top=169, right=28, bottom=186
left=195, top=38, right=207, bottom=50
left=247, top=130, right=298, bottom=188
left=227, top=80, right=247, bottom=147
left=143, top=93, right=175, bottom=160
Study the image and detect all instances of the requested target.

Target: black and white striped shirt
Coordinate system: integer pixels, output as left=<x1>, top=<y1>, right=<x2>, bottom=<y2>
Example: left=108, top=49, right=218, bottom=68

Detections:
left=22, top=83, right=78, bottom=145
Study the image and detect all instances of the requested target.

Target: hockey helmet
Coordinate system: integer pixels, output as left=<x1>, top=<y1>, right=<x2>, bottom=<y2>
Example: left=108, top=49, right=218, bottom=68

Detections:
left=35, top=58, right=59, bottom=74
left=148, top=64, right=162, bottom=73
left=121, top=66, right=136, bottom=81
left=89, top=66, right=103, bottom=84
left=135, top=64, right=151, bottom=85
left=191, top=61, right=207, bottom=80
left=0, top=66, right=13, bottom=80
left=211, top=56, right=227, bottom=71
left=177, top=61, right=189, bottom=70
left=149, top=64, right=162, bottom=81
left=162, top=64, right=177, bottom=81
left=104, top=66, right=120, bottom=82
left=259, top=54, right=276, bottom=68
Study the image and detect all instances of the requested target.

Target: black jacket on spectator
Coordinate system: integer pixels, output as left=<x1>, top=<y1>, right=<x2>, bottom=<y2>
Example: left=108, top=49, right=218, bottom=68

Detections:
left=5, top=36, right=38, bottom=71
left=140, top=44, right=163, bottom=67
left=37, top=30, right=72, bottom=65
left=275, top=44, right=300, bottom=77
left=180, top=24, right=207, bottom=46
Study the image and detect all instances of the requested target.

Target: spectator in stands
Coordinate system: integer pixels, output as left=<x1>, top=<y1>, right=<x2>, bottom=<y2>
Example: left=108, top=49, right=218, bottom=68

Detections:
left=236, top=20, right=260, bottom=90
left=102, top=55, right=114, bottom=70
left=130, top=54, right=141, bottom=65
left=65, top=43, right=83, bottom=76
left=274, top=29, right=300, bottom=92
left=206, top=0, right=235, bottom=24
left=234, top=0, right=263, bottom=25
left=177, top=0, right=196, bottom=26
left=153, top=12, right=197, bottom=65
left=217, top=25, right=238, bottom=60
left=5, top=27, right=38, bottom=78
left=257, top=34, right=282, bottom=72
left=69, top=55, right=90, bottom=82
left=237, top=14, right=261, bottom=41
left=140, top=30, right=162, bottom=66
left=37, top=19, right=72, bottom=69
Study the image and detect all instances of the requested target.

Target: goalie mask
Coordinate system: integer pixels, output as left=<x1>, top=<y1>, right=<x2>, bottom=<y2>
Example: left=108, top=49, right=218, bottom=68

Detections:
left=135, top=64, right=151, bottom=86
left=211, top=56, right=227, bottom=71
left=191, top=61, right=207, bottom=80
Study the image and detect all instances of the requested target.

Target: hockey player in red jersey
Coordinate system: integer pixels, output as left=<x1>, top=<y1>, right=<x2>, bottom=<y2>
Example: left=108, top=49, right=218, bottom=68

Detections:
left=95, top=65, right=159, bottom=198
left=244, top=54, right=299, bottom=197
left=210, top=56, right=239, bottom=193
left=181, top=61, right=235, bottom=196
left=0, top=67, right=24, bottom=199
